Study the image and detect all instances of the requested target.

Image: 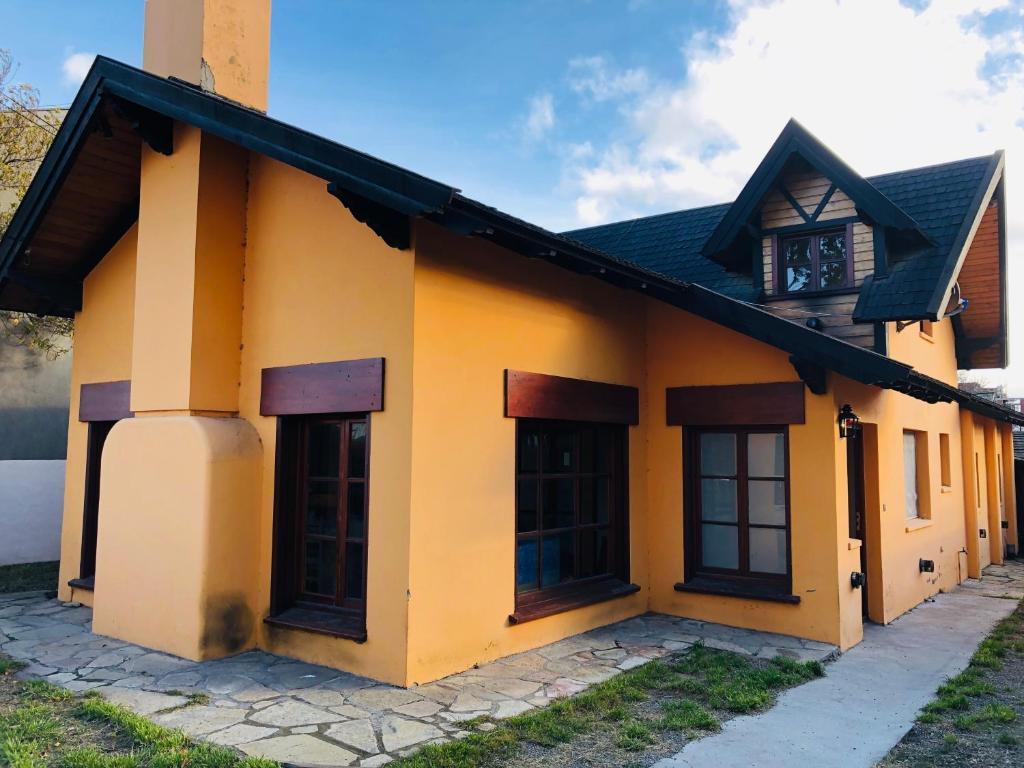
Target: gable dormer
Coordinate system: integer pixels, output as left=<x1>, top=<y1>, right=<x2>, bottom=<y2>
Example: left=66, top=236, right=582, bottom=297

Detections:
left=702, top=120, right=988, bottom=354
left=756, top=158, right=878, bottom=348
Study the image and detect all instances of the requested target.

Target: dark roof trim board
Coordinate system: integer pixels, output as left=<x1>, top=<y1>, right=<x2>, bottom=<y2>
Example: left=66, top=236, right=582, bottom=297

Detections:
left=927, top=151, right=1004, bottom=321
left=1, top=58, right=1021, bottom=427
left=701, top=119, right=932, bottom=267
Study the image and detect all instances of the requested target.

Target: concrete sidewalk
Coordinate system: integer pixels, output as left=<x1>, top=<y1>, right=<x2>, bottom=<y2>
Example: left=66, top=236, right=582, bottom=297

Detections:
left=655, top=564, right=1023, bottom=768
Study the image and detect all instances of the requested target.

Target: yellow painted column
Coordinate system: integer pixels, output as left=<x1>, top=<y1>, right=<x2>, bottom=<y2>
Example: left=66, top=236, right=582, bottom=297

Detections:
left=960, top=410, right=982, bottom=578
left=1001, top=425, right=1018, bottom=555
left=984, top=421, right=1003, bottom=565
left=92, top=126, right=264, bottom=660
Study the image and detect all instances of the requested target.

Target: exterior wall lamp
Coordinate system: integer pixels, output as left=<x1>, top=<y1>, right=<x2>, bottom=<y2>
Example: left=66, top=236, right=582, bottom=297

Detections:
left=838, top=404, right=861, bottom=439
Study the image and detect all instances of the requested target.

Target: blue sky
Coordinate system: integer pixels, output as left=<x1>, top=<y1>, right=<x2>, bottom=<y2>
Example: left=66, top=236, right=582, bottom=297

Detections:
left=4, top=0, right=1024, bottom=388
left=4, top=0, right=729, bottom=230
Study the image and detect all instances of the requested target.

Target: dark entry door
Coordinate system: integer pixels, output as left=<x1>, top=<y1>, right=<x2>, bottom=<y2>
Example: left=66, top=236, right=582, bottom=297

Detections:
left=77, top=420, right=116, bottom=586
left=847, top=432, right=868, bottom=618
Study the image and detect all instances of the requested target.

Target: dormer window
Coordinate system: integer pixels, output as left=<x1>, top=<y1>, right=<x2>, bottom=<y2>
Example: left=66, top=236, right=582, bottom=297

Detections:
left=779, top=228, right=851, bottom=293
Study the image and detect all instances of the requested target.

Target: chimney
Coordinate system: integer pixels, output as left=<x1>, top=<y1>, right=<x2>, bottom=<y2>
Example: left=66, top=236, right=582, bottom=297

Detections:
left=143, top=0, right=271, bottom=111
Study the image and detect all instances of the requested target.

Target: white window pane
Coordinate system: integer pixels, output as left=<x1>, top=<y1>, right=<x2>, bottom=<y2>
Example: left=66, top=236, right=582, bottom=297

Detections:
left=700, top=433, right=736, bottom=475
left=701, top=479, right=737, bottom=522
left=748, top=480, right=786, bottom=525
left=749, top=527, right=787, bottom=574
left=903, top=432, right=919, bottom=519
left=702, top=524, right=738, bottom=569
left=748, top=433, right=785, bottom=477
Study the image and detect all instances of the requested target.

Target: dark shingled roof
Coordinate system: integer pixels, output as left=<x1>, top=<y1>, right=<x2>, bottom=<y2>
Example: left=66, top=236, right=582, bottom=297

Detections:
left=854, top=155, right=999, bottom=322
left=565, top=155, right=1000, bottom=321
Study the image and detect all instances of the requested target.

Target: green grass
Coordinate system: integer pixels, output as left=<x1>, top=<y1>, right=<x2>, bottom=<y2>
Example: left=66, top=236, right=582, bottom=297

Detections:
left=953, top=703, right=1017, bottom=732
left=391, top=642, right=824, bottom=768
left=0, top=562, right=59, bottom=594
left=0, top=659, right=277, bottom=768
left=0, top=660, right=26, bottom=675
left=615, top=720, right=656, bottom=751
left=659, top=700, right=717, bottom=732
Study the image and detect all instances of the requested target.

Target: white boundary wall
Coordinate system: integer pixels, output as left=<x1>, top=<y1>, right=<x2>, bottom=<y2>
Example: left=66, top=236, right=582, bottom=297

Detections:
left=0, top=460, right=65, bottom=565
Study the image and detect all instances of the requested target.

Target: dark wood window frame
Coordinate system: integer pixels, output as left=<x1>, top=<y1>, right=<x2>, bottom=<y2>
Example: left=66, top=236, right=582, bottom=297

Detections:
left=677, top=426, right=798, bottom=604
left=774, top=223, right=854, bottom=296
left=267, top=413, right=370, bottom=642
left=510, top=419, right=637, bottom=625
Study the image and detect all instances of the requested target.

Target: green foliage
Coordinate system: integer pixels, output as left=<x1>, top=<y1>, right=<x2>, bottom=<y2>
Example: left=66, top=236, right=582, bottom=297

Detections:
left=77, top=697, right=186, bottom=751
left=0, top=660, right=26, bottom=675
left=387, top=729, right=518, bottom=768
left=59, top=748, right=141, bottom=768
left=615, top=720, right=656, bottom=751
left=394, top=643, right=824, bottom=765
left=0, top=562, right=59, bottom=595
left=20, top=679, right=72, bottom=703
left=953, top=703, right=1016, bottom=731
left=0, top=49, right=72, bottom=359
left=659, top=700, right=718, bottom=732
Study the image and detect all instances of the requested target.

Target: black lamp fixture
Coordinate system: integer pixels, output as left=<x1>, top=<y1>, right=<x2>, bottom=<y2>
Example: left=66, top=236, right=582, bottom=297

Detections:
left=838, top=404, right=860, bottom=439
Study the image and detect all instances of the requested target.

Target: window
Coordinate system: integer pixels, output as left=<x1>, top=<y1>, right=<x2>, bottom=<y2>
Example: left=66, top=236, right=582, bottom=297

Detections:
left=269, top=414, right=369, bottom=640
left=903, top=432, right=919, bottom=519
left=919, top=320, right=934, bottom=339
left=903, top=430, right=931, bottom=520
left=939, top=433, right=951, bottom=489
left=685, top=428, right=791, bottom=592
left=513, top=420, right=631, bottom=619
left=778, top=228, right=850, bottom=293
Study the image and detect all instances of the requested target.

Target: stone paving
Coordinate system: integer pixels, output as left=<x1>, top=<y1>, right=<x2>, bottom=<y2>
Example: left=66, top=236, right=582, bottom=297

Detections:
left=0, top=596, right=837, bottom=767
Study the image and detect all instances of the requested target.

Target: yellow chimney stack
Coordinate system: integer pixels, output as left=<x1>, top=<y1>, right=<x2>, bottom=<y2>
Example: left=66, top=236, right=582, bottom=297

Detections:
left=143, top=0, right=271, bottom=111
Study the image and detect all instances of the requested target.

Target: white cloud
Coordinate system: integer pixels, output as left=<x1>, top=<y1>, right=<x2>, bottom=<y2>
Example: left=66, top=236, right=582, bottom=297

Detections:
left=568, top=56, right=650, bottom=102
left=62, top=52, right=95, bottom=86
left=523, top=92, right=556, bottom=141
left=563, top=0, right=1024, bottom=388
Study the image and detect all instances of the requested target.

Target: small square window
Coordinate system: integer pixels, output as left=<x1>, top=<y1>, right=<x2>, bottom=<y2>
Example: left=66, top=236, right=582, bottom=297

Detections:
left=777, top=227, right=850, bottom=294
left=939, top=433, right=951, bottom=489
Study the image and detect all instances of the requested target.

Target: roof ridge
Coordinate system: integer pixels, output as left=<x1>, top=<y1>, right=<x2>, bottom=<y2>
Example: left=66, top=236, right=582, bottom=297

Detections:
left=565, top=153, right=997, bottom=236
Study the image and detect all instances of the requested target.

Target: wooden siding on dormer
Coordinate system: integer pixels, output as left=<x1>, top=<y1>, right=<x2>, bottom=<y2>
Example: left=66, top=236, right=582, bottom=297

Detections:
left=760, top=169, right=856, bottom=229
left=758, top=169, right=876, bottom=350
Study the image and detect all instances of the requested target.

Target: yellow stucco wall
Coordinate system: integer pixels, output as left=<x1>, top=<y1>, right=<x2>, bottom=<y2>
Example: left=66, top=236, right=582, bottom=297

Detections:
left=405, top=222, right=649, bottom=685
left=53, top=126, right=1017, bottom=686
left=57, top=224, right=138, bottom=607
left=92, top=415, right=263, bottom=659
left=645, top=303, right=854, bottom=647
left=237, top=155, right=417, bottom=686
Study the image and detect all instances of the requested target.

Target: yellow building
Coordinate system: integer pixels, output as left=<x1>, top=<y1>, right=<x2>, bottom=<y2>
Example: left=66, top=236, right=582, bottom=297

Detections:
left=0, top=1, right=1018, bottom=687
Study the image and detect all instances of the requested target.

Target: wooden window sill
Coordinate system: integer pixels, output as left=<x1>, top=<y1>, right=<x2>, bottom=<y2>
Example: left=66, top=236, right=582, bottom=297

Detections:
left=674, top=576, right=800, bottom=605
left=264, top=606, right=367, bottom=643
left=847, top=538, right=862, bottom=551
left=940, top=486, right=953, bottom=494
left=68, top=576, right=95, bottom=592
left=919, top=332, right=935, bottom=344
left=905, top=518, right=934, bottom=533
left=510, top=579, right=640, bottom=625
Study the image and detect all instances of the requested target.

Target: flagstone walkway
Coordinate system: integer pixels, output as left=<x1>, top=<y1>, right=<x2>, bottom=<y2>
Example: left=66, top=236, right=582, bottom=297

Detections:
left=0, top=598, right=836, bottom=767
